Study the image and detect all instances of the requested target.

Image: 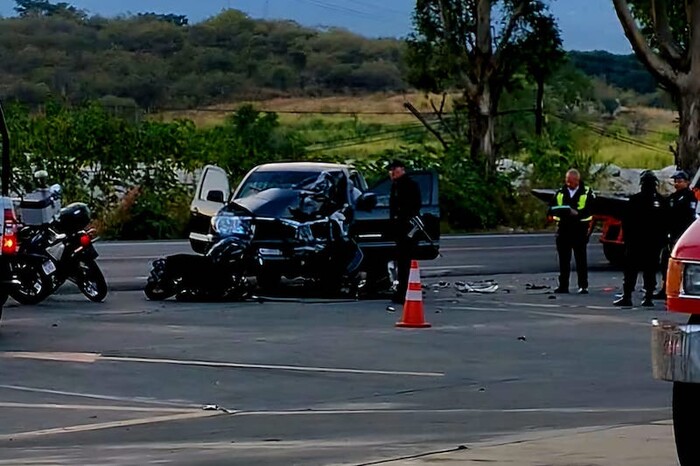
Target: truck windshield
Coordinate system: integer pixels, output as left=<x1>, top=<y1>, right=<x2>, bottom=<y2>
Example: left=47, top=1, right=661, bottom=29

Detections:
left=236, top=170, right=335, bottom=199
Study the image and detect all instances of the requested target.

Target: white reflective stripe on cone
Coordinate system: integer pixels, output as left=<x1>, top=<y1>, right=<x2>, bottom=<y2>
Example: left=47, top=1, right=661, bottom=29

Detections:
left=405, top=289, right=422, bottom=302
left=408, top=268, right=421, bottom=283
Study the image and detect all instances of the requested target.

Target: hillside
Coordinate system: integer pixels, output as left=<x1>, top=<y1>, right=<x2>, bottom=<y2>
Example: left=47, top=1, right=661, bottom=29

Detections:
left=0, top=5, right=661, bottom=109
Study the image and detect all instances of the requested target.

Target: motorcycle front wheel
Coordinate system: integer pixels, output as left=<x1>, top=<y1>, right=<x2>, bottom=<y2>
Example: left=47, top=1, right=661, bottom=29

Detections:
left=75, top=259, right=108, bottom=302
left=144, top=280, right=176, bottom=301
left=9, top=260, right=51, bottom=305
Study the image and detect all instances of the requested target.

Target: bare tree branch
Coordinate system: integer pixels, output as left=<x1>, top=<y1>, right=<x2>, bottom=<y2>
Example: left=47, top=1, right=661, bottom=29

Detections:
left=492, top=2, right=528, bottom=71
left=651, top=0, right=684, bottom=66
left=430, top=94, right=457, bottom=139
left=404, top=102, right=449, bottom=149
left=613, top=0, right=679, bottom=90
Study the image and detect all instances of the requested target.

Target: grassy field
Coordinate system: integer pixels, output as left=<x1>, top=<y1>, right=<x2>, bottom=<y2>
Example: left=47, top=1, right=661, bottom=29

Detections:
left=154, top=94, right=679, bottom=168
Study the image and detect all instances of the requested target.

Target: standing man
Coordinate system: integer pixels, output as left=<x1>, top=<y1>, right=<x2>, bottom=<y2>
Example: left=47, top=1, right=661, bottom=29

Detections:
left=655, top=170, right=697, bottom=299
left=388, top=160, right=422, bottom=304
left=614, top=170, right=668, bottom=307
left=548, top=168, right=595, bottom=294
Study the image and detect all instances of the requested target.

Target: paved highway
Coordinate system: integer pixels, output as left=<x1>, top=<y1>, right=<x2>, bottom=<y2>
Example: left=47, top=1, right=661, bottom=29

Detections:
left=93, top=233, right=610, bottom=290
left=0, top=233, right=672, bottom=466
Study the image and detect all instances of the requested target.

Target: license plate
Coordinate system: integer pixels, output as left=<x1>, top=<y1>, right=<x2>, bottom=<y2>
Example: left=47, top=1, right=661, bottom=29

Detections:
left=42, top=260, right=57, bottom=275
left=259, top=248, right=282, bottom=256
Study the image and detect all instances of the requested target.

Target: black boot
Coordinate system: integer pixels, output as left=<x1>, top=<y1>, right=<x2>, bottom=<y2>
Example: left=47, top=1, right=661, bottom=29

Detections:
left=641, top=296, right=654, bottom=307
left=613, top=295, right=633, bottom=307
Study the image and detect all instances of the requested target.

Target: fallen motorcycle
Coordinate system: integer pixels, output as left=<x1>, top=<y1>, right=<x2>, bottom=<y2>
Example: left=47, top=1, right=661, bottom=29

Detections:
left=144, top=230, right=253, bottom=302
left=10, top=202, right=107, bottom=304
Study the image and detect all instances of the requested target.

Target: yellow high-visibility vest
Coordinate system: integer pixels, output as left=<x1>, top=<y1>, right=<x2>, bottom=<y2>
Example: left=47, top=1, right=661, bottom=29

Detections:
left=554, top=187, right=592, bottom=222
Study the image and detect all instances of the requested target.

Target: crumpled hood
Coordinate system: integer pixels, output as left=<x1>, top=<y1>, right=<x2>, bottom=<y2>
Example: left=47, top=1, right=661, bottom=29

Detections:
left=222, top=188, right=300, bottom=219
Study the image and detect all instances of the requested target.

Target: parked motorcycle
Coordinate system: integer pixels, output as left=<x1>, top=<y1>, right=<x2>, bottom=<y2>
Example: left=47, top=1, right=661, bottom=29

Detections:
left=10, top=202, right=107, bottom=304
left=144, top=217, right=254, bottom=301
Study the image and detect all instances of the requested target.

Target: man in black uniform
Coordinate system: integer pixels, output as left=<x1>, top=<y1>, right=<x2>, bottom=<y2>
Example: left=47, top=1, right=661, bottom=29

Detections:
left=655, top=170, right=697, bottom=299
left=548, top=169, right=595, bottom=294
left=388, top=160, right=421, bottom=304
left=614, top=170, right=668, bottom=307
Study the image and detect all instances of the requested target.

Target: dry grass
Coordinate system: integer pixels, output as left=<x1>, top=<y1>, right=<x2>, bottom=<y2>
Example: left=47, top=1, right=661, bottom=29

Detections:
left=152, top=92, right=458, bottom=127
left=152, top=95, right=682, bottom=168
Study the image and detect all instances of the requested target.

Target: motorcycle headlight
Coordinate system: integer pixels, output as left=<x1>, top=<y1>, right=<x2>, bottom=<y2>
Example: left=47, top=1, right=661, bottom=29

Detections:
left=212, top=215, right=252, bottom=237
left=683, top=263, right=700, bottom=296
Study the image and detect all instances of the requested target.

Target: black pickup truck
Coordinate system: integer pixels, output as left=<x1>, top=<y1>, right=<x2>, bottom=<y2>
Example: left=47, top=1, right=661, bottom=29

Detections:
left=187, top=162, right=440, bottom=287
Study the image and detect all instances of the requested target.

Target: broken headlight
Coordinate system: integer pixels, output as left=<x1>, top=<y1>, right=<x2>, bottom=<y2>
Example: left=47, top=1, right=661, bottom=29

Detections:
left=212, top=214, right=253, bottom=237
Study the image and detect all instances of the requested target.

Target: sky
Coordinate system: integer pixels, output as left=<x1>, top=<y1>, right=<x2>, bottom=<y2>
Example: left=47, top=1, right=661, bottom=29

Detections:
left=0, top=0, right=633, bottom=54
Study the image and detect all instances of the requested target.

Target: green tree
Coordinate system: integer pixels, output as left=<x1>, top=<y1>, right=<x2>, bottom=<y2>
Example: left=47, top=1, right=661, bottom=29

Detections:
left=406, top=0, right=559, bottom=172
left=612, top=0, right=700, bottom=171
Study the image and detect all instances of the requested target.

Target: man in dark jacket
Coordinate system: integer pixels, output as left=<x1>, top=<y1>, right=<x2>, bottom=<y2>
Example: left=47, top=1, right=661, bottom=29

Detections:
left=548, top=169, right=595, bottom=294
left=388, top=160, right=422, bottom=304
left=655, top=170, right=697, bottom=299
left=614, top=170, right=668, bottom=307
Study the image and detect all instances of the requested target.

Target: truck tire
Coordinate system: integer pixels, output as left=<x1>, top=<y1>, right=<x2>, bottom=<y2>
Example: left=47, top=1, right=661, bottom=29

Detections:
left=602, top=243, right=625, bottom=267
left=673, top=314, right=700, bottom=466
left=189, top=238, right=208, bottom=254
left=673, top=382, right=700, bottom=466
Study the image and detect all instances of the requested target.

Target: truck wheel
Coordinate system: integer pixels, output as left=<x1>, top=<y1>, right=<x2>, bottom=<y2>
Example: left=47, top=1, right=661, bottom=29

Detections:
left=673, top=314, right=700, bottom=466
left=189, top=238, right=208, bottom=254
left=256, top=272, right=281, bottom=291
left=602, top=243, right=625, bottom=267
left=673, top=382, right=700, bottom=465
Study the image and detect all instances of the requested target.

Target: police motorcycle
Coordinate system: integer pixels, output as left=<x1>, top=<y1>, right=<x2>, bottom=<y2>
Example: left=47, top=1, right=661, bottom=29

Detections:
left=144, top=212, right=254, bottom=301
left=10, top=172, right=107, bottom=304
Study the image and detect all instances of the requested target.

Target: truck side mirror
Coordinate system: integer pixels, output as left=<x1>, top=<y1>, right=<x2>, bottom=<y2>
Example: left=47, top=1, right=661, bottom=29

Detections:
left=356, top=192, right=377, bottom=211
left=206, top=190, right=225, bottom=203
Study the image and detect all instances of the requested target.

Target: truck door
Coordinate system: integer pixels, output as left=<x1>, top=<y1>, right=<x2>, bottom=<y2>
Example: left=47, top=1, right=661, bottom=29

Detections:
left=352, top=170, right=440, bottom=261
left=188, top=165, right=230, bottom=253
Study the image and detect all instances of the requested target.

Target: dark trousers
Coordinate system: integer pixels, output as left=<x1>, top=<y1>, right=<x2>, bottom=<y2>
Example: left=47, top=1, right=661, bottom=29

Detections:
left=556, top=224, right=589, bottom=290
left=395, top=236, right=416, bottom=301
left=623, top=246, right=662, bottom=298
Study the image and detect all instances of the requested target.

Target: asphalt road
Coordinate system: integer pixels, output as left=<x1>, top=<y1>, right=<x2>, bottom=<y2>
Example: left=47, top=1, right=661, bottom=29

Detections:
left=0, top=234, right=681, bottom=465
left=93, top=233, right=611, bottom=290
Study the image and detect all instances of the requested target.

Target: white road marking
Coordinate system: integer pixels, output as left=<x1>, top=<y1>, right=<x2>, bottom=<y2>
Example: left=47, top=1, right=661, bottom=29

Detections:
left=422, top=265, right=483, bottom=271
left=0, top=384, right=193, bottom=407
left=509, top=302, right=561, bottom=308
left=2, top=352, right=444, bottom=378
left=231, top=407, right=669, bottom=417
left=0, top=402, right=191, bottom=413
left=102, top=356, right=445, bottom=378
left=3, top=352, right=100, bottom=363
left=0, top=411, right=223, bottom=441
left=441, top=245, right=551, bottom=252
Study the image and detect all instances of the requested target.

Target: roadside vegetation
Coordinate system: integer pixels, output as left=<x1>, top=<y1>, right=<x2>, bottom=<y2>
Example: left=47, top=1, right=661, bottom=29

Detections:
left=0, top=1, right=688, bottom=238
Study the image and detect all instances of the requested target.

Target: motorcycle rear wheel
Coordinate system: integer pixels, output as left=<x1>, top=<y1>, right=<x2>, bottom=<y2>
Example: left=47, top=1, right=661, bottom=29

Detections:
left=9, top=260, right=51, bottom=305
left=76, top=260, right=108, bottom=302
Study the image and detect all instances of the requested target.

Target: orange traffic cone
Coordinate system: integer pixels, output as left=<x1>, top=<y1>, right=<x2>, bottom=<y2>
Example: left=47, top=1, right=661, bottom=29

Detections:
left=396, top=260, right=431, bottom=328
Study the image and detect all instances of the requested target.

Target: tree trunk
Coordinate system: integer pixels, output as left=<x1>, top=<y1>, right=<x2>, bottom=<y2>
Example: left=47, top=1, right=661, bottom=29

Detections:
left=535, top=75, right=545, bottom=137
left=677, top=91, right=700, bottom=172
left=466, top=88, right=496, bottom=173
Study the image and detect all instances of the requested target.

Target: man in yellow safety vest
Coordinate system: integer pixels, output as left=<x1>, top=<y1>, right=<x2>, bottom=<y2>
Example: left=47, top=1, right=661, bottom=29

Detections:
left=548, top=168, right=595, bottom=294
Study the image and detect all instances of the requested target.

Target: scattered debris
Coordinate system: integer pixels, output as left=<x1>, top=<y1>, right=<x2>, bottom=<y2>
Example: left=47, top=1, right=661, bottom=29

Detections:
left=431, top=281, right=451, bottom=289
left=454, top=280, right=499, bottom=294
left=548, top=295, right=556, bottom=300
left=386, top=306, right=396, bottom=313
left=478, top=387, right=486, bottom=392
left=526, top=283, right=550, bottom=290
left=517, top=336, right=527, bottom=341
left=202, top=404, right=235, bottom=414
